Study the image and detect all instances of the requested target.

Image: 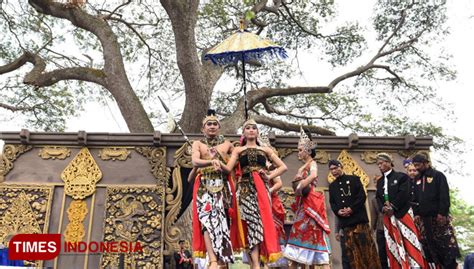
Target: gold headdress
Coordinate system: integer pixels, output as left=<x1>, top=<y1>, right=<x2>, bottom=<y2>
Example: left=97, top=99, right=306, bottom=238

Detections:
left=242, top=118, right=257, bottom=129
left=298, top=126, right=315, bottom=152
left=259, top=133, right=278, bottom=157
left=258, top=133, right=270, bottom=147
left=202, top=109, right=220, bottom=126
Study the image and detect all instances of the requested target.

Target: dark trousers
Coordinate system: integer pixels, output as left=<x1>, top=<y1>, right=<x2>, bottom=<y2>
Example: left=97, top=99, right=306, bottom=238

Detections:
left=376, top=229, right=389, bottom=269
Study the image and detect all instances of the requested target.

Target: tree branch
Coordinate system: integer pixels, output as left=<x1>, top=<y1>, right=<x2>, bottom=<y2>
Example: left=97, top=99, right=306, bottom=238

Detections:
left=103, top=0, right=132, bottom=20
left=372, top=64, right=402, bottom=82
left=249, top=86, right=331, bottom=107
left=281, top=1, right=323, bottom=38
left=253, top=114, right=336, bottom=135
left=0, top=102, right=35, bottom=112
left=1, top=51, right=106, bottom=86
left=0, top=52, right=30, bottom=75
left=261, top=100, right=332, bottom=120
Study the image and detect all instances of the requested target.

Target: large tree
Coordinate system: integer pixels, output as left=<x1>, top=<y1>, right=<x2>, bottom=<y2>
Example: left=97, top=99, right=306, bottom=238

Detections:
left=0, top=0, right=459, bottom=148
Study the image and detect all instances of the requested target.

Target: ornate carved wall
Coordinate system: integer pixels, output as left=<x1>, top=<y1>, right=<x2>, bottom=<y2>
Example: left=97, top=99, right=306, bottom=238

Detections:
left=0, top=131, right=432, bottom=269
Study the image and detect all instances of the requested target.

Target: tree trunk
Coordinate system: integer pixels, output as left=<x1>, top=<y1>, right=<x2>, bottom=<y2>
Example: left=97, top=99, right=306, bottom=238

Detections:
left=28, top=0, right=154, bottom=133
left=161, top=0, right=214, bottom=133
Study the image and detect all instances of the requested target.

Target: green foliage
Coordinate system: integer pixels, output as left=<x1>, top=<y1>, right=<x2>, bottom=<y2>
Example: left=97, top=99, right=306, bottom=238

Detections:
left=0, top=0, right=462, bottom=162
left=450, top=188, right=474, bottom=257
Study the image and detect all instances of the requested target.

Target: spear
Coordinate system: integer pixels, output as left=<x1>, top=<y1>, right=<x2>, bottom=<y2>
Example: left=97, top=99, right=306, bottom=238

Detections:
left=157, top=96, right=192, bottom=147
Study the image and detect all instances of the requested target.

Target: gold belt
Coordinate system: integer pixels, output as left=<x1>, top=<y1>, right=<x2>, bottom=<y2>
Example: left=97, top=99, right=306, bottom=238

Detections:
left=199, top=166, right=222, bottom=181
left=201, top=179, right=225, bottom=193
left=241, top=165, right=264, bottom=174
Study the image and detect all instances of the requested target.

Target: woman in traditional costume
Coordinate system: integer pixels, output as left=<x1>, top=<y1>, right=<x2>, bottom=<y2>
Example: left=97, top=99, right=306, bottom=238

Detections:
left=284, top=128, right=331, bottom=269
left=220, top=119, right=287, bottom=269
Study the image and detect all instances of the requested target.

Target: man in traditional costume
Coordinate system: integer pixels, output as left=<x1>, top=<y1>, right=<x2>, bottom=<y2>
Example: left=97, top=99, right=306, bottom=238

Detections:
left=191, top=109, right=241, bottom=269
left=328, top=159, right=381, bottom=269
left=412, top=154, right=460, bottom=269
left=375, top=152, right=426, bottom=269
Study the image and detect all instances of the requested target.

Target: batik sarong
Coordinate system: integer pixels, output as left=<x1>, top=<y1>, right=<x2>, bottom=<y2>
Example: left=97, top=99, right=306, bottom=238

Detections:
left=192, top=167, right=243, bottom=263
left=416, top=215, right=460, bottom=268
left=343, top=223, right=381, bottom=269
left=236, top=167, right=281, bottom=263
left=383, top=208, right=426, bottom=269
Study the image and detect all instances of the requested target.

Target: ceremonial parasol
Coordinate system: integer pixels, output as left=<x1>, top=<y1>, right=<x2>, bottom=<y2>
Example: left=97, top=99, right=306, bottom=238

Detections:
left=204, top=20, right=287, bottom=120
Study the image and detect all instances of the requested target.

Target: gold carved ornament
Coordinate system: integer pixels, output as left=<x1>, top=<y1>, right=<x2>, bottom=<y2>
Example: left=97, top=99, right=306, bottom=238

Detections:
left=0, top=144, right=33, bottom=182
left=398, top=150, right=431, bottom=161
left=61, top=147, right=102, bottom=200
left=327, top=150, right=370, bottom=188
left=276, top=148, right=294, bottom=160
left=98, top=147, right=131, bottom=161
left=159, top=142, right=194, bottom=254
left=135, top=146, right=174, bottom=256
left=0, top=185, right=54, bottom=267
left=64, top=200, right=88, bottom=243
left=315, top=151, right=331, bottom=164
left=135, top=147, right=170, bottom=187
left=38, top=146, right=71, bottom=160
left=101, top=187, right=164, bottom=269
left=360, top=151, right=381, bottom=164
left=60, top=147, right=102, bottom=242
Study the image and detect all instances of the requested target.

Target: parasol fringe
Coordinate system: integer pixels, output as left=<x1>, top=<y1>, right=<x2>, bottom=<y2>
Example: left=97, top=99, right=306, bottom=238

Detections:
left=204, top=46, right=288, bottom=66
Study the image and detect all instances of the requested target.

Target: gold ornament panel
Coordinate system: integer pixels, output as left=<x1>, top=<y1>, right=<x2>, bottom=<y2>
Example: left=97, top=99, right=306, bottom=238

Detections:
left=315, top=150, right=331, bottom=164
left=64, top=199, right=88, bottom=243
left=101, top=186, right=165, bottom=269
left=38, top=146, right=71, bottom=160
left=173, top=142, right=193, bottom=168
left=277, top=148, right=294, bottom=160
left=61, top=147, right=102, bottom=199
left=0, top=144, right=33, bottom=182
left=398, top=150, right=431, bottom=161
left=0, top=185, right=53, bottom=267
left=135, top=147, right=170, bottom=186
left=98, top=147, right=131, bottom=161
left=328, top=150, right=370, bottom=188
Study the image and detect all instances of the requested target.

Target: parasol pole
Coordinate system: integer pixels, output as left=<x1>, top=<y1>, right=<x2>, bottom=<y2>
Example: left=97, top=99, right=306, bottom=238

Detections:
left=242, top=57, right=248, bottom=120
left=240, top=19, right=249, bottom=120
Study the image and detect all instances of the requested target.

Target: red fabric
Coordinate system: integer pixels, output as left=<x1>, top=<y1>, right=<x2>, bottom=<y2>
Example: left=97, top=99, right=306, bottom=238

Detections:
left=228, top=174, right=245, bottom=251
left=251, top=171, right=282, bottom=261
left=192, top=174, right=205, bottom=256
left=294, top=188, right=331, bottom=234
left=271, top=192, right=286, bottom=243
left=383, top=212, right=426, bottom=269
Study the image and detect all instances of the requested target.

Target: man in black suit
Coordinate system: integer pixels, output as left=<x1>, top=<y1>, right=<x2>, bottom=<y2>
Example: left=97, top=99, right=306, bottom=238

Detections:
left=328, top=160, right=381, bottom=269
left=375, top=152, right=425, bottom=268
left=412, top=154, right=460, bottom=269
left=174, top=240, right=192, bottom=269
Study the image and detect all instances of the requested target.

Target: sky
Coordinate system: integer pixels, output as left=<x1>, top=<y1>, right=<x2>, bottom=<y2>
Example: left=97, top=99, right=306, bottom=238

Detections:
left=1, top=0, right=473, bottom=204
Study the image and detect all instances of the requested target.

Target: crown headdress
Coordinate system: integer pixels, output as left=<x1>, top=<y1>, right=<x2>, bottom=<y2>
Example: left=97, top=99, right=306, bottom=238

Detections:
left=202, top=109, right=220, bottom=126
left=242, top=118, right=257, bottom=129
left=258, top=133, right=270, bottom=147
left=298, top=126, right=315, bottom=152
